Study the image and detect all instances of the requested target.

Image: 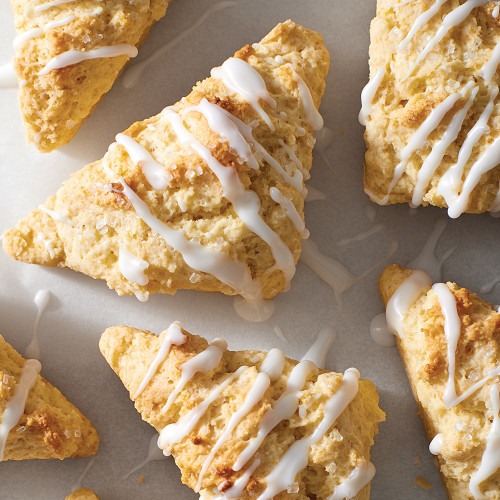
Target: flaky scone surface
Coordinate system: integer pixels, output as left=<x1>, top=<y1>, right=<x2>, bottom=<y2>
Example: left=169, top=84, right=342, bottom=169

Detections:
left=99, top=324, right=384, bottom=499
left=65, top=488, right=100, bottom=500
left=379, top=264, right=500, bottom=499
left=363, top=0, right=500, bottom=215
left=0, top=334, right=99, bottom=460
left=3, top=21, right=329, bottom=301
left=11, top=0, right=170, bottom=152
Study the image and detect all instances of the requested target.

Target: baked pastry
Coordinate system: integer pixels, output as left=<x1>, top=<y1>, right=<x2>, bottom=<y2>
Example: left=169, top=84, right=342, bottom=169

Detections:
left=362, top=0, right=500, bottom=217
left=11, top=0, right=171, bottom=152
left=99, top=321, right=385, bottom=499
left=65, top=489, right=100, bottom=500
left=379, top=264, right=500, bottom=499
left=0, top=333, right=99, bottom=460
left=2, top=21, right=329, bottom=304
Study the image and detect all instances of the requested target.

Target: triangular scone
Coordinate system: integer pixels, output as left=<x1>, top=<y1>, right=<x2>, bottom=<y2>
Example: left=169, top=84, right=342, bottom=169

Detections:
left=362, top=0, right=500, bottom=217
left=379, top=264, right=500, bottom=499
left=100, top=322, right=385, bottom=499
left=3, top=21, right=330, bottom=303
left=0, top=333, right=99, bottom=460
left=65, top=488, right=100, bottom=500
left=11, top=0, right=171, bottom=152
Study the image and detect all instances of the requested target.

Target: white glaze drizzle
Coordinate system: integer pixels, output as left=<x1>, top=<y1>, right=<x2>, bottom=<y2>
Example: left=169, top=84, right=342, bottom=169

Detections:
left=13, top=15, right=76, bottom=49
left=158, top=366, right=247, bottom=455
left=369, top=312, right=395, bottom=347
left=0, top=62, right=18, bottom=89
left=25, top=290, right=50, bottom=360
left=39, top=205, right=73, bottom=226
left=278, top=139, right=310, bottom=179
left=233, top=297, right=275, bottom=323
left=411, top=84, right=478, bottom=207
left=300, top=328, right=336, bottom=369
left=327, top=460, right=376, bottom=500
left=123, top=434, right=166, bottom=480
left=256, top=368, right=360, bottom=500
left=300, top=239, right=398, bottom=309
left=493, top=4, right=500, bottom=18
left=125, top=284, right=149, bottom=303
left=269, top=187, right=309, bottom=239
left=0, top=359, right=42, bottom=461
left=38, top=45, right=138, bottom=76
left=429, top=433, right=443, bottom=455
left=121, top=1, right=236, bottom=88
left=161, top=338, right=227, bottom=414
left=469, top=384, right=500, bottom=499
left=286, top=64, right=324, bottom=131
left=437, top=85, right=499, bottom=216
left=211, top=57, right=276, bottom=131
left=398, top=0, right=448, bottom=51
left=117, top=178, right=262, bottom=303
left=433, top=283, right=462, bottom=408
left=336, top=223, right=383, bottom=247
left=70, top=458, right=95, bottom=492
left=480, top=277, right=500, bottom=294
left=195, top=348, right=283, bottom=492
left=481, top=42, right=500, bottom=83
left=386, top=270, right=432, bottom=337
left=359, top=67, right=385, bottom=126
left=187, top=98, right=259, bottom=169
left=36, top=233, right=55, bottom=258
left=133, top=321, right=187, bottom=399
left=233, top=359, right=316, bottom=472
left=406, top=0, right=490, bottom=77
left=34, top=0, right=76, bottom=12
left=118, top=246, right=149, bottom=286
left=163, top=108, right=295, bottom=283
left=115, top=133, right=171, bottom=190
left=215, top=458, right=261, bottom=499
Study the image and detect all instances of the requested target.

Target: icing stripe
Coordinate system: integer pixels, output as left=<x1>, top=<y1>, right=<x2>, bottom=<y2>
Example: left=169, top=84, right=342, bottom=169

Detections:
left=327, top=460, right=376, bottom=500
left=269, top=187, right=309, bottom=239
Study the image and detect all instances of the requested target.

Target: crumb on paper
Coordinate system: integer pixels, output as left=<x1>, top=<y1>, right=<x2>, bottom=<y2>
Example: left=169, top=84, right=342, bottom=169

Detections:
left=414, top=476, right=432, bottom=490
left=137, top=475, right=145, bottom=484
left=414, top=455, right=421, bottom=467
left=340, top=129, right=345, bottom=134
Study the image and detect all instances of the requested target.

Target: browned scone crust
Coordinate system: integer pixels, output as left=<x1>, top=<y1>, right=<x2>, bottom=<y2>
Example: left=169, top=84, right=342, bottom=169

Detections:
left=65, top=488, right=100, bottom=500
left=363, top=0, right=500, bottom=214
left=0, top=334, right=99, bottom=460
left=379, top=264, right=500, bottom=499
left=99, top=324, right=385, bottom=499
left=2, top=21, right=330, bottom=301
left=10, top=0, right=170, bottom=152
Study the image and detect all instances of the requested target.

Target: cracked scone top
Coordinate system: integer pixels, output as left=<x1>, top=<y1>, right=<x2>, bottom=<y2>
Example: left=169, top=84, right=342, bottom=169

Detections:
left=10, top=0, right=171, bottom=152
left=99, top=322, right=385, bottom=499
left=0, top=333, right=99, bottom=461
left=379, top=264, right=500, bottom=499
left=362, top=0, right=500, bottom=217
left=2, top=20, right=330, bottom=303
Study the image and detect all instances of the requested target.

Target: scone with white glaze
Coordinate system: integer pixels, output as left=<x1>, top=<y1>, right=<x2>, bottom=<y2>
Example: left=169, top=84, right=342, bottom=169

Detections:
left=65, top=488, right=100, bottom=500
left=99, top=321, right=385, bottom=499
left=362, top=0, right=500, bottom=217
left=379, top=264, right=500, bottom=499
left=10, top=0, right=171, bottom=152
left=0, top=333, right=99, bottom=461
left=2, top=21, right=329, bottom=304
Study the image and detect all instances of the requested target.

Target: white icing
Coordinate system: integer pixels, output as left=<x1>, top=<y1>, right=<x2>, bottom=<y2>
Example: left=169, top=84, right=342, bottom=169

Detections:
left=133, top=322, right=187, bottom=399
left=260, top=348, right=285, bottom=381
left=34, top=0, right=76, bottom=12
left=161, top=338, right=227, bottom=414
left=117, top=179, right=262, bottom=303
left=269, top=187, right=309, bottom=238
left=480, top=277, right=500, bottom=294
left=36, top=233, right=55, bottom=258
left=0, top=359, right=42, bottom=461
left=13, top=16, right=76, bottom=49
left=386, top=270, right=432, bottom=337
left=273, top=326, right=287, bottom=342
left=115, top=133, right=171, bottom=190
left=0, top=62, right=18, bottom=89
left=70, top=458, right=95, bottom=492
left=118, top=246, right=149, bottom=286
left=369, top=312, right=395, bottom=347
left=278, top=139, right=310, bottom=179
left=336, top=223, right=383, bottom=247
left=125, top=284, right=149, bottom=303
left=233, top=297, right=275, bottom=323
left=211, top=57, right=276, bottom=131
left=287, top=64, right=324, bottom=131
left=38, top=45, right=138, bottom=76
left=25, top=290, right=50, bottom=360
left=481, top=42, right=500, bottom=82
left=314, top=127, right=334, bottom=152
left=39, top=204, right=73, bottom=226
left=123, top=434, right=166, bottom=480
left=429, top=433, right=443, bottom=455
left=359, top=67, right=385, bottom=126
left=121, top=1, right=236, bottom=88
left=215, top=458, right=261, bottom=499
left=493, top=4, right=500, bottom=18
left=327, top=460, right=376, bottom=500
left=234, top=360, right=316, bottom=471
left=469, top=384, right=500, bottom=499
left=300, top=328, right=336, bottom=369
left=256, top=368, right=360, bottom=499
left=164, top=108, right=295, bottom=283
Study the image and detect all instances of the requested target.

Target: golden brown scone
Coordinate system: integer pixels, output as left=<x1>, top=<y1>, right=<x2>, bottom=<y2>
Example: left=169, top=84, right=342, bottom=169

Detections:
left=99, top=323, right=385, bottom=499
left=10, top=0, right=171, bottom=152
left=0, top=334, right=99, bottom=460
left=379, top=264, right=500, bottom=499
left=65, top=488, right=100, bottom=500
left=2, top=21, right=330, bottom=302
left=363, top=0, right=500, bottom=217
